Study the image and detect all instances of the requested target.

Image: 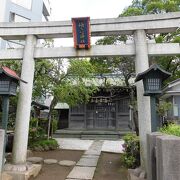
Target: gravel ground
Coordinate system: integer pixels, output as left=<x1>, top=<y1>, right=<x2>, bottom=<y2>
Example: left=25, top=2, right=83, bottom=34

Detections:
left=29, top=149, right=84, bottom=180
left=93, top=152, right=128, bottom=180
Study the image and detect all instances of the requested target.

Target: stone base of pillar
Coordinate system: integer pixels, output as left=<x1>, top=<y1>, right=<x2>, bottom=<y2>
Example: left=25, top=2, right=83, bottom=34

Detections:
left=128, top=168, right=147, bottom=180
left=1, top=172, right=13, bottom=180
left=4, top=163, right=41, bottom=180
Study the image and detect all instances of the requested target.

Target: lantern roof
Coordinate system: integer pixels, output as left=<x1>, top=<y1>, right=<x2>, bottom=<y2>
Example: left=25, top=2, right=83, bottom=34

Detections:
left=135, top=64, right=171, bottom=82
left=0, top=66, right=27, bottom=83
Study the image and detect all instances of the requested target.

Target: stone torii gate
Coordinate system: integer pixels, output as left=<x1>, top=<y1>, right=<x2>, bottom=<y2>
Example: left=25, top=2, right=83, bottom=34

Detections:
left=0, top=12, right=180, bottom=171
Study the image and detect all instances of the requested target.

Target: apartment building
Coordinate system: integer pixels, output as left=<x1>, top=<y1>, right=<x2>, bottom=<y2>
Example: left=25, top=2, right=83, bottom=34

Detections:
left=0, top=0, right=51, bottom=48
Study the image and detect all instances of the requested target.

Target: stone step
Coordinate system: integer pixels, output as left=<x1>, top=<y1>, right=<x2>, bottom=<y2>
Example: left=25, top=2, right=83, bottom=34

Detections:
left=81, top=134, right=120, bottom=140
left=54, top=129, right=132, bottom=139
left=53, top=133, right=81, bottom=138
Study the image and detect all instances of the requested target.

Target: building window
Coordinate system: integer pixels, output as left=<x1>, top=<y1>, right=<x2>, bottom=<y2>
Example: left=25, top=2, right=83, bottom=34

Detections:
left=117, top=98, right=129, bottom=113
left=173, top=104, right=179, bottom=117
left=9, top=12, right=15, bottom=22
left=11, top=0, right=32, bottom=10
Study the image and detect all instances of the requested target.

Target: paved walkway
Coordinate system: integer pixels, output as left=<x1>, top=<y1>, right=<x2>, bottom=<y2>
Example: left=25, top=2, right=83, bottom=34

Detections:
left=66, top=141, right=103, bottom=180
left=55, top=138, right=124, bottom=153
left=54, top=138, right=124, bottom=179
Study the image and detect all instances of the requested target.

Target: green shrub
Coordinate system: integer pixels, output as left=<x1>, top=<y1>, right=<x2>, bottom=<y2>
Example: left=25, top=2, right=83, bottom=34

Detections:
left=29, top=138, right=59, bottom=151
left=29, top=117, right=38, bottom=127
left=28, top=117, right=47, bottom=145
left=160, top=124, right=180, bottom=137
left=28, top=127, right=46, bottom=143
left=121, top=134, right=140, bottom=169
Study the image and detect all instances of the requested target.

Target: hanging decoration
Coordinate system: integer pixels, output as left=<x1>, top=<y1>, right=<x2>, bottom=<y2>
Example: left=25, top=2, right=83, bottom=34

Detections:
left=90, top=96, right=112, bottom=103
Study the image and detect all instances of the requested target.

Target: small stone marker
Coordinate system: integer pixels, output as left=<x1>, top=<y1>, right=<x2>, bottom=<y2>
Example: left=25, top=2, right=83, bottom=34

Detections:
left=134, top=167, right=142, bottom=176
left=59, top=160, right=76, bottom=166
left=139, top=171, right=146, bottom=178
left=0, top=130, right=5, bottom=174
left=44, top=159, right=58, bottom=164
left=27, top=157, right=43, bottom=164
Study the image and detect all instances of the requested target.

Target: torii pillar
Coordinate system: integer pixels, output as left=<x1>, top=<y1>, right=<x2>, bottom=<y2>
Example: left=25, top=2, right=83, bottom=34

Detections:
left=134, top=30, right=151, bottom=170
left=12, top=35, right=37, bottom=164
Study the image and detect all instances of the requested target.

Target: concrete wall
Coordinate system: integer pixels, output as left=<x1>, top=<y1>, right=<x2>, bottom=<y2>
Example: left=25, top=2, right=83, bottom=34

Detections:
left=147, top=133, right=180, bottom=180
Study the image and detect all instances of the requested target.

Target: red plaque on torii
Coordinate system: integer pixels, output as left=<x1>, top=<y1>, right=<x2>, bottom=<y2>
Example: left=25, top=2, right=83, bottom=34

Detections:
left=72, top=17, right=91, bottom=49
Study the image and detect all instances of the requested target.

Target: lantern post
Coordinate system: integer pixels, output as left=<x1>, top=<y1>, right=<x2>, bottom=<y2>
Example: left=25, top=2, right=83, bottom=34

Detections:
left=2, top=96, right=9, bottom=134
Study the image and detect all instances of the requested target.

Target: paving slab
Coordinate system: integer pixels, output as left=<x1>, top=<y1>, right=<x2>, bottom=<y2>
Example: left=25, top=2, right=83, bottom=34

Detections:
left=81, top=154, right=99, bottom=159
left=67, top=166, right=96, bottom=180
left=101, top=140, right=124, bottom=153
left=59, top=160, right=76, bottom=166
left=55, top=138, right=93, bottom=150
left=44, top=159, right=58, bottom=164
left=84, top=150, right=101, bottom=156
left=27, top=157, right=43, bottom=164
left=84, top=141, right=102, bottom=155
left=76, top=157, right=98, bottom=167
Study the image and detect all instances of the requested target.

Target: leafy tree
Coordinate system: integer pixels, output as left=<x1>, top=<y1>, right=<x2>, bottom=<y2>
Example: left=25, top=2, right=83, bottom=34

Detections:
left=33, top=59, right=54, bottom=100
left=121, top=0, right=180, bottom=82
left=90, top=37, right=135, bottom=87
left=121, top=0, right=180, bottom=16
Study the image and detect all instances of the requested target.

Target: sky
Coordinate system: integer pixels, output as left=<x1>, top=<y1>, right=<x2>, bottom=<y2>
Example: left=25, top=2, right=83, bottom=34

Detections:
left=49, top=0, right=132, bottom=46
left=50, top=0, right=132, bottom=21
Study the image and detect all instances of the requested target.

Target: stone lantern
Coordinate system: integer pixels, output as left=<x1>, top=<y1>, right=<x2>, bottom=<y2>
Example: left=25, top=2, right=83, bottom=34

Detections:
left=135, top=64, right=171, bottom=96
left=135, top=64, right=171, bottom=131
left=0, top=66, right=26, bottom=130
left=0, top=67, right=21, bottom=96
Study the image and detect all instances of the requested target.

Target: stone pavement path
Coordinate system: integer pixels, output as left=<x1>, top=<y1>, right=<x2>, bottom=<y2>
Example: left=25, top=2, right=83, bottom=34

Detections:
left=66, top=141, right=103, bottom=180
